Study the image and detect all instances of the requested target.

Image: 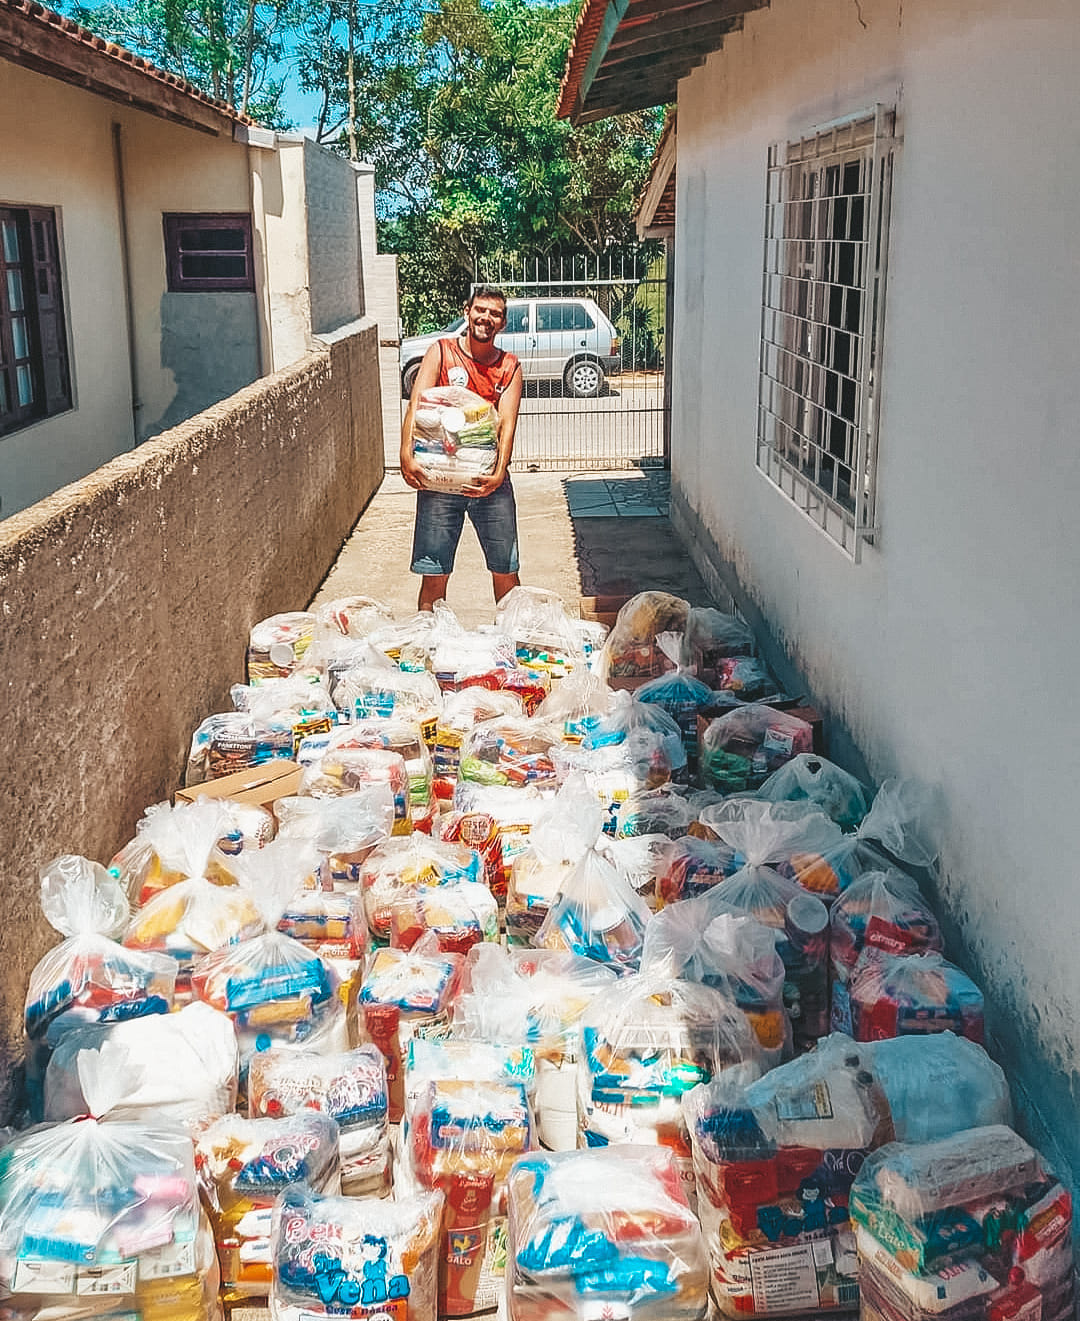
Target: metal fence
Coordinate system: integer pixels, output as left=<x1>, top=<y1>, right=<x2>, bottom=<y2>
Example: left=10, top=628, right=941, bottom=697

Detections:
left=472, top=248, right=670, bottom=471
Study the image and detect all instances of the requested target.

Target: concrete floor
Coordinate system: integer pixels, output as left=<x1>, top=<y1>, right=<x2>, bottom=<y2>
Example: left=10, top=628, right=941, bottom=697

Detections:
left=311, top=467, right=717, bottom=621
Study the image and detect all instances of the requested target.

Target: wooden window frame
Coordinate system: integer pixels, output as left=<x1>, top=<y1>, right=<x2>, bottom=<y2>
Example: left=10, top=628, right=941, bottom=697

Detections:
left=163, top=212, right=255, bottom=293
left=0, top=205, right=72, bottom=439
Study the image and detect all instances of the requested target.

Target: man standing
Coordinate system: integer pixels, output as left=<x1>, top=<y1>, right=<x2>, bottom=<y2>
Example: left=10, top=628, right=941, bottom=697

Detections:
left=400, top=284, right=524, bottom=611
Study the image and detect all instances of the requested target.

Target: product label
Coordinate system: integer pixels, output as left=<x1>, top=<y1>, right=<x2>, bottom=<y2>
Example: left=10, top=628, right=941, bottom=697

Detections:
left=76, top=1261, right=138, bottom=1296
left=775, top=1080, right=834, bottom=1122
left=748, top=1242, right=820, bottom=1313
left=11, top=1258, right=77, bottom=1293
left=763, top=726, right=795, bottom=757
left=581, top=1303, right=633, bottom=1320
left=139, top=1237, right=196, bottom=1280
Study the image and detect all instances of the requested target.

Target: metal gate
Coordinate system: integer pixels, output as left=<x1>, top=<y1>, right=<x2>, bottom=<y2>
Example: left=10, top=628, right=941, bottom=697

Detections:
left=472, top=248, right=670, bottom=472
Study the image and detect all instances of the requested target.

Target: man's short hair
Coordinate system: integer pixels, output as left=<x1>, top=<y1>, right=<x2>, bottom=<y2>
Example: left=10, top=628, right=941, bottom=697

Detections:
left=467, top=283, right=508, bottom=309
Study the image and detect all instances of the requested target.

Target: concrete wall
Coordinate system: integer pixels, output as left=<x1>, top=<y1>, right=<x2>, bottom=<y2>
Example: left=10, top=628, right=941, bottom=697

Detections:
left=302, top=138, right=363, bottom=335
left=0, top=321, right=384, bottom=1123
left=670, top=0, right=1080, bottom=1182
left=355, top=164, right=404, bottom=462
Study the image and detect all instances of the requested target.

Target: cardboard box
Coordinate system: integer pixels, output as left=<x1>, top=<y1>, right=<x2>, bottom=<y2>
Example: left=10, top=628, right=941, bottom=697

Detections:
left=578, top=595, right=632, bottom=630
left=176, top=759, right=303, bottom=809
left=696, top=701, right=825, bottom=757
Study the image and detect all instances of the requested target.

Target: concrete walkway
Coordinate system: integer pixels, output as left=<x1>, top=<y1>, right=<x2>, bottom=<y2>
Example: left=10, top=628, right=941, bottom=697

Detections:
left=311, top=467, right=720, bottom=620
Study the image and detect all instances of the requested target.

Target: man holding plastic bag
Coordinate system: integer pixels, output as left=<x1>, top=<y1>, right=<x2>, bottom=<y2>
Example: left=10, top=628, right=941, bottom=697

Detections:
left=401, top=284, right=524, bottom=611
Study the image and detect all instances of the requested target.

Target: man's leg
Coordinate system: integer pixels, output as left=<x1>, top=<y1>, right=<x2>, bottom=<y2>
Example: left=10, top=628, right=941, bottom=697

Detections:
left=491, top=571, right=520, bottom=606
left=418, top=573, right=450, bottom=611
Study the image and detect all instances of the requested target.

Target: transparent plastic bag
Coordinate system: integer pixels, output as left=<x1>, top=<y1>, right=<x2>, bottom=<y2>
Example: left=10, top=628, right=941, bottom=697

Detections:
left=849, top=1124, right=1073, bottom=1306
left=327, top=660, right=442, bottom=735
left=614, top=785, right=696, bottom=839
left=432, top=687, right=524, bottom=797
left=0, top=1047, right=222, bottom=1318
left=602, top=832, right=673, bottom=910
left=655, top=833, right=741, bottom=906
left=389, top=878, right=498, bottom=954
left=535, top=844, right=651, bottom=974
left=680, top=606, right=755, bottom=687
left=359, top=835, right=483, bottom=945
left=849, top=949, right=984, bottom=1044
left=506, top=1145, right=710, bottom=1321
left=697, top=796, right=848, bottom=898
left=270, top=1184, right=443, bottom=1320
left=598, top=591, right=690, bottom=680
left=110, top=797, right=244, bottom=906
left=868, top=1031, right=1012, bottom=1142
left=411, top=384, right=498, bottom=494
left=26, top=855, right=176, bottom=1047
left=635, top=633, right=717, bottom=764
left=249, top=1044, right=391, bottom=1196
left=313, top=593, right=393, bottom=641
left=818, top=777, right=942, bottom=891
left=441, top=781, right=553, bottom=899
left=44, top=1000, right=238, bottom=1127
left=458, top=714, right=563, bottom=789
left=189, top=838, right=346, bottom=1087
left=195, top=1110, right=340, bottom=1301
left=273, top=787, right=395, bottom=885
left=314, top=721, right=435, bottom=822
left=430, top=626, right=516, bottom=693
left=684, top=1035, right=890, bottom=1317
left=534, top=660, right=615, bottom=743
left=367, top=610, right=442, bottom=669
left=505, top=777, right=604, bottom=945
left=757, top=753, right=872, bottom=830
left=642, top=905, right=790, bottom=1063
left=495, top=585, right=585, bottom=676
left=356, top=941, right=465, bottom=1122
left=700, top=703, right=815, bottom=794
left=830, top=868, right=943, bottom=1034
left=579, top=973, right=762, bottom=1205
left=298, top=745, right=413, bottom=834
left=247, top=611, right=317, bottom=683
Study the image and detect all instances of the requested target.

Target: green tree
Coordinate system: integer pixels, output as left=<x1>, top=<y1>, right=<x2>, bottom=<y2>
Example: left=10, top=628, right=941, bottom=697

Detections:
left=299, top=0, right=664, bottom=331
left=67, top=0, right=298, bottom=124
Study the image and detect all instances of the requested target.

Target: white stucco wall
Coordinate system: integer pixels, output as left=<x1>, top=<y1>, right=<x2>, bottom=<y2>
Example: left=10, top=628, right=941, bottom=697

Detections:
left=0, top=62, right=133, bottom=517
left=302, top=138, right=363, bottom=335
left=672, top=0, right=1080, bottom=1174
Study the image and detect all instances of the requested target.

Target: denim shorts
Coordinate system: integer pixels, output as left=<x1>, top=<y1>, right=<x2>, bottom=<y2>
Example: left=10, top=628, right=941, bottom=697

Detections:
left=410, top=479, right=519, bottom=576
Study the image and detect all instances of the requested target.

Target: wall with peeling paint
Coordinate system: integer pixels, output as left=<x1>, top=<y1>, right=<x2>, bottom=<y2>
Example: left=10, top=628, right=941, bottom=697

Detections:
left=671, top=0, right=1080, bottom=1185
left=0, top=322, right=383, bottom=1123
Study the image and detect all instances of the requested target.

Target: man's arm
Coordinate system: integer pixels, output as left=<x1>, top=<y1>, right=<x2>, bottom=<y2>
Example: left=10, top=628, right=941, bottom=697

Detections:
left=400, top=342, right=444, bottom=490
left=464, top=359, right=523, bottom=497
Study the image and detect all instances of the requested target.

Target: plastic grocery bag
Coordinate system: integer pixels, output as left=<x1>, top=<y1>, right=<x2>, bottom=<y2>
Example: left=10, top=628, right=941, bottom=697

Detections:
left=506, top=1146, right=710, bottom=1321
left=597, top=591, right=690, bottom=680
left=452, top=944, right=617, bottom=1149
left=535, top=841, right=651, bottom=975
left=635, top=633, right=717, bottom=763
left=389, top=878, right=499, bottom=954
left=359, top=834, right=483, bottom=944
left=680, top=606, right=755, bottom=687
left=248, top=610, right=317, bottom=682
left=411, top=384, right=499, bottom=493
left=848, top=948, right=984, bottom=1043
left=274, top=787, right=395, bottom=885
left=614, top=784, right=696, bottom=839
left=366, top=610, right=441, bottom=670
left=849, top=1124, right=1073, bottom=1312
left=505, top=776, right=604, bottom=945
left=270, top=1184, right=444, bottom=1320
left=826, top=776, right=942, bottom=883
left=298, top=745, right=413, bottom=834
left=432, top=687, right=524, bottom=796
left=457, top=713, right=563, bottom=789
left=655, top=833, right=741, bottom=905
left=249, top=1044, right=391, bottom=1196
left=602, top=832, right=672, bottom=909
left=0, top=1046, right=222, bottom=1316
left=642, top=903, right=790, bottom=1064
left=830, top=867, right=943, bottom=1034
left=196, top=1110, right=340, bottom=1301
left=189, top=837, right=346, bottom=1087
left=494, top=584, right=585, bottom=676
left=26, top=855, right=173, bottom=1033
left=757, top=753, right=872, bottom=830
left=312, top=593, right=393, bottom=641
left=697, top=797, right=848, bottom=899
left=44, top=999, right=238, bottom=1127
left=535, top=659, right=615, bottom=743
left=327, top=659, right=442, bottom=733
left=314, top=721, right=436, bottom=825
left=110, top=797, right=244, bottom=905
left=868, top=1031, right=1012, bottom=1142
left=556, top=689, right=687, bottom=807
left=699, top=703, right=815, bottom=794
left=579, top=972, right=762, bottom=1205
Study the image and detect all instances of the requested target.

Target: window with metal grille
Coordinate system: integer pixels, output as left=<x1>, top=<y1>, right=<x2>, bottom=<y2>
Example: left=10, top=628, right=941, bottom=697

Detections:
left=163, top=213, right=254, bottom=292
left=756, top=106, right=896, bottom=559
left=0, top=206, right=72, bottom=438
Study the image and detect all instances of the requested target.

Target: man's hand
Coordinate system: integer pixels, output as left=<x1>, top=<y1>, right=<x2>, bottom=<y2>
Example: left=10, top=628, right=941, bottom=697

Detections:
left=463, top=469, right=506, bottom=498
left=400, top=453, right=428, bottom=491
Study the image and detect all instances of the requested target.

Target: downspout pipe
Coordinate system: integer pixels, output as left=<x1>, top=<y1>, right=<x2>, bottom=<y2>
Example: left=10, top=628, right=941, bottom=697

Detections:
left=111, top=122, right=141, bottom=445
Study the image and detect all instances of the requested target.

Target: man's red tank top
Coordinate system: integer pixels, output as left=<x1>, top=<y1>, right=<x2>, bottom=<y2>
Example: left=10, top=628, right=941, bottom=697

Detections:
left=438, top=337, right=520, bottom=405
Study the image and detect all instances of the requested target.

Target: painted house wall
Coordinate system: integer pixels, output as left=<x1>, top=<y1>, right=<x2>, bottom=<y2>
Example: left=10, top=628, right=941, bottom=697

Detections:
left=0, top=61, right=134, bottom=517
left=671, top=0, right=1080, bottom=1179
left=302, top=137, right=363, bottom=335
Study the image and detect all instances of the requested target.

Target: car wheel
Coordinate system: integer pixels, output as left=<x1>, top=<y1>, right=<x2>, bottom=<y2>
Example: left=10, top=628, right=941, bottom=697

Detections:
left=402, top=361, right=421, bottom=398
left=564, top=358, right=604, bottom=398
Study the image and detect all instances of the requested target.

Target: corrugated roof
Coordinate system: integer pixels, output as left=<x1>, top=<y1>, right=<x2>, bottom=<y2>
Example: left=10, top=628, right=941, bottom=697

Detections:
left=0, top=0, right=255, bottom=136
left=558, top=0, right=769, bottom=125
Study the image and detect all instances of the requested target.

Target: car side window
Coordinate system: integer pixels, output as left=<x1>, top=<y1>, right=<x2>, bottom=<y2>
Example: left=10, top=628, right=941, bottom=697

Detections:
left=503, top=304, right=528, bottom=334
left=535, top=302, right=571, bottom=332
left=571, top=305, right=594, bottom=331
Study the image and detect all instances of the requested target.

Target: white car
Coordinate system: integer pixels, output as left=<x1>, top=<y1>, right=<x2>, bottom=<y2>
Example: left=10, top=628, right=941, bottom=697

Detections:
left=400, top=296, right=621, bottom=398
